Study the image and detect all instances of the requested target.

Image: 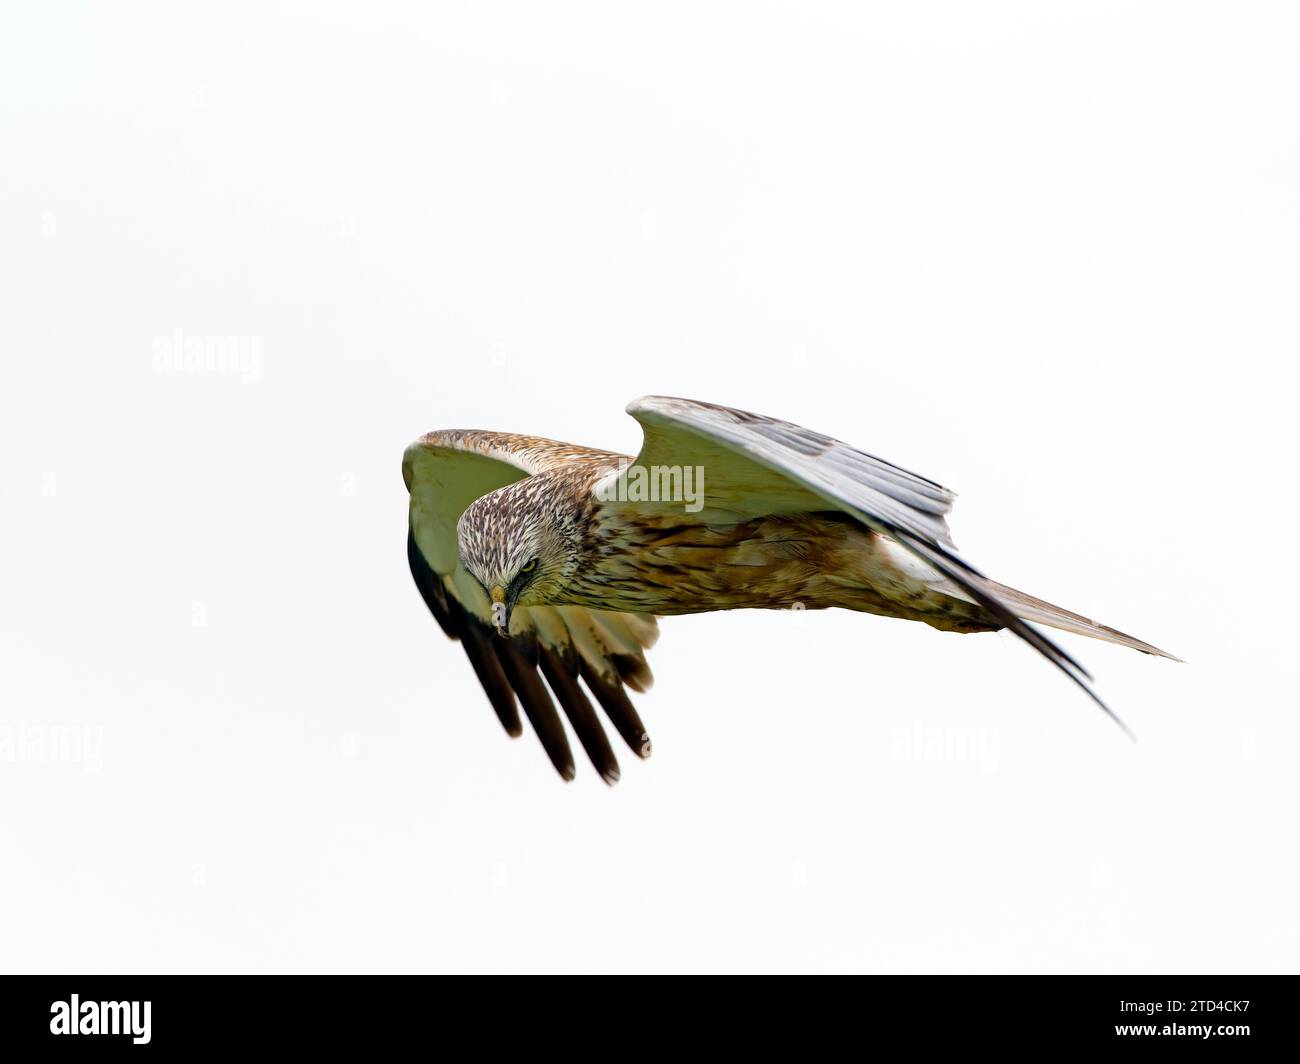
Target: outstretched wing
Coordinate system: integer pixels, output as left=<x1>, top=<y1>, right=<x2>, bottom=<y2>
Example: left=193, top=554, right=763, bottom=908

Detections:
left=404, top=431, right=657, bottom=783
left=624, top=396, right=1128, bottom=734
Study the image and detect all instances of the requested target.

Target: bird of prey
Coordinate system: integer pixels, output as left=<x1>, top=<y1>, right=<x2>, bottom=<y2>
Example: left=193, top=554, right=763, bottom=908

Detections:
left=404, top=396, right=1173, bottom=783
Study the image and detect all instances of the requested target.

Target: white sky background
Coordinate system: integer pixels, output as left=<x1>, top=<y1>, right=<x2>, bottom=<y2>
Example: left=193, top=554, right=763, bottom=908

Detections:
left=1, top=2, right=1297, bottom=973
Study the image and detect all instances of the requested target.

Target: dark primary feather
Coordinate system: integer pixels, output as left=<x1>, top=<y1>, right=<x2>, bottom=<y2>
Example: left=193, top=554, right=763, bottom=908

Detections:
left=409, top=530, right=521, bottom=737
left=454, top=607, right=525, bottom=739
left=538, top=646, right=621, bottom=784
left=494, top=635, right=576, bottom=781
left=579, top=657, right=652, bottom=759
left=406, top=530, right=458, bottom=640
left=408, top=529, right=650, bottom=781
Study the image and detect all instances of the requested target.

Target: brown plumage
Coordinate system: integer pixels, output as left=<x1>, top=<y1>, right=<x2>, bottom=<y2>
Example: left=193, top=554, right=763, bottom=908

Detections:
left=404, top=396, right=1176, bottom=782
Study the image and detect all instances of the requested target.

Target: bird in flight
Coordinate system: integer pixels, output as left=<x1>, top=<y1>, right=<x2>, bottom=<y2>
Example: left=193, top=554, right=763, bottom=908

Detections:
left=404, top=396, right=1174, bottom=783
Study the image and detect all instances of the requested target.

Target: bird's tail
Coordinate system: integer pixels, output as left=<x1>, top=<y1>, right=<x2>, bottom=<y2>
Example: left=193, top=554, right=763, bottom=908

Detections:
left=985, top=580, right=1181, bottom=661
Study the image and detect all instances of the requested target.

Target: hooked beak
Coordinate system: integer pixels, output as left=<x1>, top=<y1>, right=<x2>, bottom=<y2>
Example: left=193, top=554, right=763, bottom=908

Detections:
left=489, top=585, right=510, bottom=636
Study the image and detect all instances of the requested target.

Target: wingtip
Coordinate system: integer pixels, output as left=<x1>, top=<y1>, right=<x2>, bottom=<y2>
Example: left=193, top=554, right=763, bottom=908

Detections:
left=1088, top=687, right=1138, bottom=742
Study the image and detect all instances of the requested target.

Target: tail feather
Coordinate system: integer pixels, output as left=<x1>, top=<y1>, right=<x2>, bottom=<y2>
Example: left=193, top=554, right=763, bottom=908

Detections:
left=986, top=580, right=1181, bottom=662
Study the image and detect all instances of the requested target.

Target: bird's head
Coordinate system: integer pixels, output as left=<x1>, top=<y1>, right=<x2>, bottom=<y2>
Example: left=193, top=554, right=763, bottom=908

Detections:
left=456, top=475, right=582, bottom=636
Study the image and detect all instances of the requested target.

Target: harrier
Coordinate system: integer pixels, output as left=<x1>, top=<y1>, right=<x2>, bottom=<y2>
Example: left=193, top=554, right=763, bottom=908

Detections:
left=404, top=396, right=1174, bottom=782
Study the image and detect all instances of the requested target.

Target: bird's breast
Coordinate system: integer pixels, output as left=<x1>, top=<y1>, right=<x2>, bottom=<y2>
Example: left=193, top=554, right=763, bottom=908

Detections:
left=555, top=510, right=868, bottom=614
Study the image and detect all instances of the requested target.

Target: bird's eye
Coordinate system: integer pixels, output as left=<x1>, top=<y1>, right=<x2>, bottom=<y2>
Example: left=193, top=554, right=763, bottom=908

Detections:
left=520, top=558, right=539, bottom=574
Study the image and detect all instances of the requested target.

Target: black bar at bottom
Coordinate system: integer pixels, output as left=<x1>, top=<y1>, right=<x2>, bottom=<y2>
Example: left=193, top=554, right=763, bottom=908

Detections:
left=0, top=974, right=1290, bottom=1051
